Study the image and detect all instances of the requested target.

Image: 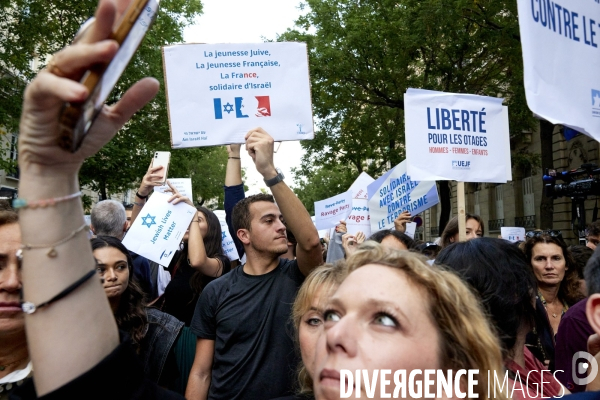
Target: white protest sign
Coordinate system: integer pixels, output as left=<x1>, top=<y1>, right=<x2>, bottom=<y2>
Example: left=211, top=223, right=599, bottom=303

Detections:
left=404, top=222, right=417, bottom=239
left=368, top=160, right=439, bottom=233
left=501, top=227, right=526, bottom=243
left=154, top=178, right=193, bottom=199
left=163, top=42, right=314, bottom=148
left=214, top=210, right=240, bottom=261
left=405, top=88, right=509, bottom=183
left=517, top=0, right=600, bottom=140
left=314, top=191, right=353, bottom=230
left=346, top=173, right=375, bottom=236
left=123, top=192, right=196, bottom=265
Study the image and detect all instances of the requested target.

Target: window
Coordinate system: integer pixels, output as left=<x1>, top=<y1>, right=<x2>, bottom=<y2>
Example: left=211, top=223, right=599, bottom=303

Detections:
left=495, top=185, right=504, bottom=220
left=523, top=177, right=535, bottom=216
left=9, top=134, right=17, bottom=160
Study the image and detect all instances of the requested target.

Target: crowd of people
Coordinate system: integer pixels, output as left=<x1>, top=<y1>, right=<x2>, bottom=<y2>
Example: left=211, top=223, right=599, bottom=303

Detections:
left=4, top=1, right=600, bottom=399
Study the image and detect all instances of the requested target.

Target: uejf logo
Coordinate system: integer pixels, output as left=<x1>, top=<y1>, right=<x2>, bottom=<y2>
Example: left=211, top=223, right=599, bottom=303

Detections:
left=452, top=160, right=471, bottom=170
left=572, top=351, right=599, bottom=385
left=592, top=89, right=600, bottom=118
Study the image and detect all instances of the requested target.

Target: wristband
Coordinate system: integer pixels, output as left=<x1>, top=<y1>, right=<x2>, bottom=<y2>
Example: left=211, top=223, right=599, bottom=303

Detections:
left=136, top=191, right=149, bottom=200
left=228, top=157, right=241, bottom=159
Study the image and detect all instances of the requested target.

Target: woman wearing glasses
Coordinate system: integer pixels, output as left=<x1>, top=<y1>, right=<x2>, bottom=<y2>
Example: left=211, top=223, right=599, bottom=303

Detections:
left=522, top=231, right=584, bottom=370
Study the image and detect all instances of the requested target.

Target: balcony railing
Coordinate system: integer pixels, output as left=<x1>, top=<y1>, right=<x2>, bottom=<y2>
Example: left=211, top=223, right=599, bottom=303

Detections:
left=515, top=215, right=536, bottom=229
left=430, top=226, right=439, bottom=236
left=488, top=219, right=504, bottom=231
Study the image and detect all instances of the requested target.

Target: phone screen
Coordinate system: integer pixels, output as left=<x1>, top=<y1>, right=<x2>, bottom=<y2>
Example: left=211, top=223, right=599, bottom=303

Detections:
left=73, top=0, right=159, bottom=146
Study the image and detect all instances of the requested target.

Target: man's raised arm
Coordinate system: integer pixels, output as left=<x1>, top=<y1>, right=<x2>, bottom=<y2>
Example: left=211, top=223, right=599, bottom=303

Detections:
left=245, top=128, right=322, bottom=276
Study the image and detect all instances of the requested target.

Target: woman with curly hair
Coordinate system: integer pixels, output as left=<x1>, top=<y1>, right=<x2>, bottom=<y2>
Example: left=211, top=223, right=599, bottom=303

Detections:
left=92, top=236, right=187, bottom=390
left=522, top=231, right=585, bottom=370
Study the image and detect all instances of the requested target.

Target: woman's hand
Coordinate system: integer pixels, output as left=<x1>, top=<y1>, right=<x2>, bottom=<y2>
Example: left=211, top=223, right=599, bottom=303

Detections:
left=138, top=163, right=165, bottom=197
left=335, top=220, right=347, bottom=234
left=342, top=233, right=359, bottom=257
left=394, top=211, right=411, bottom=233
left=165, top=180, right=195, bottom=207
left=18, top=0, right=159, bottom=176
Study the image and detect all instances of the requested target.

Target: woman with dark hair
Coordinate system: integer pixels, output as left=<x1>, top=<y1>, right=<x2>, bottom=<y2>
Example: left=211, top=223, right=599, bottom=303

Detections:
left=162, top=201, right=231, bottom=326
left=522, top=231, right=585, bottom=369
left=435, top=238, right=567, bottom=397
left=368, top=229, right=415, bottom=250
left=439, top=213, right=484, bottom=247
left=92, top=236, right=188, bottom=391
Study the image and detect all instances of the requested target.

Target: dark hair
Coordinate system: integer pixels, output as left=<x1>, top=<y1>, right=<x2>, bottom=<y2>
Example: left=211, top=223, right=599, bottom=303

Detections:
left=585, top=247, right=600, bottom=295
left=588, top=220, right=600, bottom=237
left=91, top=236, right=148, bottom=350
left=523, top=234, right=584, bottom=306
left=440, top=214, right=485, bottom=248
left=435, top=238, right=537, bottom=358
left=187, top=206, right=226, bottom=293
left=368, top=230, right=415, bottom=249
left=0, top=210, right=18, bottom=227
left=232, top=193, right=275, bottom=232
left=569, top=245, right=594, bottom=280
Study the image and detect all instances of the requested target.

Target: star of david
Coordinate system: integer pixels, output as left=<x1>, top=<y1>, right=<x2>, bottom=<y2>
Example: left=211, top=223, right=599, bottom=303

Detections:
left=221, top=231, right=227, bottom=240
left=223, top=102, right=234, bottom=114
left=141, top=213, right=157, bottom=228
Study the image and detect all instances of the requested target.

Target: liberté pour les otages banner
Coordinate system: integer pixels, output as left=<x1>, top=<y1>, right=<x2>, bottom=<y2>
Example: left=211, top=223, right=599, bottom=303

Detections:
left=162, top=43, right=314, bottom=148
left=517, top=0, right=600, bottom=140
left=404, top=88, right=511, bottom=183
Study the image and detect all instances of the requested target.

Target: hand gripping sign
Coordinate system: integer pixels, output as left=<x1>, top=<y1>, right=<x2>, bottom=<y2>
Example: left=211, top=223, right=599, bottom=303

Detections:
left=162, top=42, right=314, bottom=147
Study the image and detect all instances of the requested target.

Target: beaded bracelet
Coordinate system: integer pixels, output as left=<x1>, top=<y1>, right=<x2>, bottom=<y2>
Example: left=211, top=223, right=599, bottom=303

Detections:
left=13, top=191, right=82, bottom=210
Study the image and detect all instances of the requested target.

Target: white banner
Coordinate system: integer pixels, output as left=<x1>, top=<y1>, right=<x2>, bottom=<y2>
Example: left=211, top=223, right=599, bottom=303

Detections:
left=154, top=178, right=193, bottom=199
left=405, top=88, right=509, bottom=183
left=123, top=192, right=196, bottom=265
left=501, top=227, right=526, bottom=243
left=314, top=191, right=353, bottom=230
left=367, top=161, right=439, bottom=233
left=214, top=210, right=240, bottom=261
left=346, top=172, right=375, bottom=236
left=163, top=42, right=314, bottom=148
left=517, top=0, right=600, bottom=140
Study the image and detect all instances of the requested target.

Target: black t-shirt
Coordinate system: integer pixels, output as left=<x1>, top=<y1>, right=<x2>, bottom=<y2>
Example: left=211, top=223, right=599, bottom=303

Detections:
left=163, top=253, right=231, bottom=326
left=190, top=258, right=305, bottom=400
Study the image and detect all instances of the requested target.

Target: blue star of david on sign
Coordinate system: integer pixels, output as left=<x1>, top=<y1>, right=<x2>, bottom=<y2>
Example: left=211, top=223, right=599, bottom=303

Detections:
left=223, top=102, right=234, bottom=114
left=141, top=214, right=156, bottom=228
left=221, top=231, right=227, bottom=240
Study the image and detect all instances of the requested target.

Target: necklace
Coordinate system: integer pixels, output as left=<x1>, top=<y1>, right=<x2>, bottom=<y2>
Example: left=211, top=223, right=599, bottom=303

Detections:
left=0, top=356, right=28, bottom=372
left=538, top=291, right=568, bottom=319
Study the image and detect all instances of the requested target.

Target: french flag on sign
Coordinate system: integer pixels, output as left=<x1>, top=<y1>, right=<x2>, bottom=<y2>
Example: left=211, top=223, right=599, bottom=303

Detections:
left=213, top=96, right=271, bottom=119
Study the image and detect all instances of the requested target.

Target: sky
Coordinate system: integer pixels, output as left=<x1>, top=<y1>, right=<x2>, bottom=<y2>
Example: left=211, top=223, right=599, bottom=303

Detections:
left=183, top=0, right=309, bottom=195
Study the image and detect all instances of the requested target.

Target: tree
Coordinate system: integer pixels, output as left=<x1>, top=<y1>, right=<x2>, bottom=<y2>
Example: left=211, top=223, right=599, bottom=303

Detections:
left=280, top=0, right=537, bottom=226
left=0, top=0, right=229, bottom=205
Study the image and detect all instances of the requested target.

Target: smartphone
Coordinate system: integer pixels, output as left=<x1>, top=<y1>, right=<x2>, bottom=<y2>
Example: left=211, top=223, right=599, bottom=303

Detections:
left=57, top=0, right=160, bottom=153
left=152, top=151, right=171, bottom=184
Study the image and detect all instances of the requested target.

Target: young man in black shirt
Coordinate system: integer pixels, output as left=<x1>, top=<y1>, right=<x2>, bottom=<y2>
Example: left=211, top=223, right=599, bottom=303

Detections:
left=186, top=128, right=323, bottom=400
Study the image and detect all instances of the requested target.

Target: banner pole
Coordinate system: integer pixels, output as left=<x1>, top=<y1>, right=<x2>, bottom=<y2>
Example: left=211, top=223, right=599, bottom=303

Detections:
left=457, top=181, right=467, bottom=242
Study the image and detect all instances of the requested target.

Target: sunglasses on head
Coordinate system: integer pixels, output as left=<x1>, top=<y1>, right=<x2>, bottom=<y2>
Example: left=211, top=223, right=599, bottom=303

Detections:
left=525, top=230, right=563, bottom=239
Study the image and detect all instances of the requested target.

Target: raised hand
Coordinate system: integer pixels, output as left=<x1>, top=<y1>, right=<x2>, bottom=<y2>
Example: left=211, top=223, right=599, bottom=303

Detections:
left=244, top=127, right=276, bottom=178
left=394, top=211, right=412, bottom=233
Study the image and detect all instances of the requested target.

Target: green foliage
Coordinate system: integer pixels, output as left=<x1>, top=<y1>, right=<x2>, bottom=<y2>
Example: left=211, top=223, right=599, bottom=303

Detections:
left=512, top=148, right=542, bottom=175
left=0, top=0, right=230, bottom=206
left=279, top=0, right=537, bottom=209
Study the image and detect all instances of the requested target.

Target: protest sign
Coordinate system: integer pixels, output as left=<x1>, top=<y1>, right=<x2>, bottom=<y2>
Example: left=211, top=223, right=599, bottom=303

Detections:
left=501, top=227, right=526, bottom=243
left=314, top=191, right=353, bottom=230
left=404, top=222, right=417, bottom=239
left=367, top=160, right=439, bottom=233
left=517, top=0, right=600, bottom=140
left=162, top=42, right=314, bottom=148
left=123, top=192, right=196, bottom=265
left=214, top=210, right=240, bottom=261
left=154, top=178, right=193, bottom=199
left=346, top=172, right=375, bottom=236
left=405, top=88, right=509, bottom=183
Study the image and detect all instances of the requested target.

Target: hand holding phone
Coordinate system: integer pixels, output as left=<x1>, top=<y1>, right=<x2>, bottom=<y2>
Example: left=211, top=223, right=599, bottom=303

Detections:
left=57, top=0, right=160, bottom=152
left=151, top=151, right=171, bottom=184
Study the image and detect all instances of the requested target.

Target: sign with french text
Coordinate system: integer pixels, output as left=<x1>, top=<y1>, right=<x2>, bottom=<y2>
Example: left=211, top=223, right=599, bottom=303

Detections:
left=501, top=227, right=526, bottom=243
left=517, top=0, right=600, bottom=140
left=314, top=191, right=353, bottom=230
left=162, top=42, right=314, bottom=147
left=154, top=178, right=193, bottom=200
left=214, top=210, right=240, bottom=261
left=346, top=172, right=375, bottom=236
left=404, top=88, right=509, bottom=183
left=123, top=192, right=196, bottom=266
left=367, top=161, right=439, bottom=233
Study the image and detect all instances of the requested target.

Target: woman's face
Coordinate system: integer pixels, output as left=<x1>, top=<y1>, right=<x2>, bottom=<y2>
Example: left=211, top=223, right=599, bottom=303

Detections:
left=94, top=247, right=130, bottom=300
left=314, top=264, right=441, bottom=400
left=197, top=211, right=209, bottom=238
left=451, top=218, right=483, bottom=243
left=299, top=285, right=337, bottom=381
left=530, top=243, right=567, bottom=287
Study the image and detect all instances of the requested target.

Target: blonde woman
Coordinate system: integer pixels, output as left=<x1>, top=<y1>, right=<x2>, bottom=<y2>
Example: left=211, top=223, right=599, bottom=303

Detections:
left=313, top=242, right=509, bottom=400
